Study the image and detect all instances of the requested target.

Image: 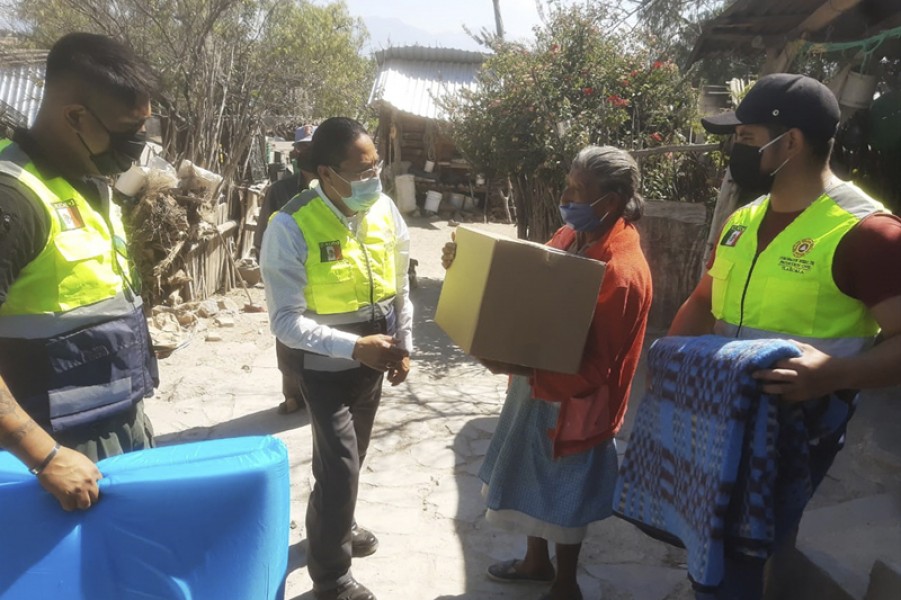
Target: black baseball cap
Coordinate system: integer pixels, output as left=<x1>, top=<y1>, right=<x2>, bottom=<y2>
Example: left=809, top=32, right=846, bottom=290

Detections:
left=702, top=73, right=841, bottom=142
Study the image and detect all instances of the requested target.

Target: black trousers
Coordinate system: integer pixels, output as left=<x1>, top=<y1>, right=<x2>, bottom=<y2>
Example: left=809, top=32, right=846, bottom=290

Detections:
left=275, top=340, right=304, bottom=402
left=281, top=346, right=383, bottom=589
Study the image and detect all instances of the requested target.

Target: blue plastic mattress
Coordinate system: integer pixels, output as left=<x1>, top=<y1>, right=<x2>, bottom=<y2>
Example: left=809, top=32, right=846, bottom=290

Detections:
left=0, top=435, right=290, bottom=599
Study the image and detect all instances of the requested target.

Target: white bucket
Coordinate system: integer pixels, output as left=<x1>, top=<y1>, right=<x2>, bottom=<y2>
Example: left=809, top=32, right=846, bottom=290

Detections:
left=424, top=190, right=443, bottom=213
left=840, top=71, right=878, bottom=109
left=394, top=174, right=417, bottom=213
left=424, top=160, right=435, bottom=173
left=449, top=192, right=465, bottom=209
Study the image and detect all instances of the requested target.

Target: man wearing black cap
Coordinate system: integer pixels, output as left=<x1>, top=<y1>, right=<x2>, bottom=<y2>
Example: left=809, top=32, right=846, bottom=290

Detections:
left=670, top=73, right=901, bottom=599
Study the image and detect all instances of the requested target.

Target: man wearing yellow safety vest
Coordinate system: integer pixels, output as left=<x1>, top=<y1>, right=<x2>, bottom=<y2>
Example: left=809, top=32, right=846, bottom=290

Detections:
left=0, top=33, right=159, bottom=512
left=670, top=74, right=901, bottom=599
left=260, top=117, right=412, bottom=600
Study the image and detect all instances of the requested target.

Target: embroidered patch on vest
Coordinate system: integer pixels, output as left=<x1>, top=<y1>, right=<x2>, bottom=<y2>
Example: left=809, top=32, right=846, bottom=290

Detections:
left=52, top=200, right=85, bottom=230
left=792, top=238, right=815, bottom=258
left=319, top=241, right=343, bottom=262
left=720, top=224, right=746, bottom=247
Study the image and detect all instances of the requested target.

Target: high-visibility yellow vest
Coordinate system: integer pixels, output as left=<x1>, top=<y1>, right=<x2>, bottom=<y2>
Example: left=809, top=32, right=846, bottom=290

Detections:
left=709, top=181, right=884, bottom=357
left=0, top=138, right=156, bottom=432
left=0, top=138, right=129, bottom=315
left=288, top=189, right=397, bottom=316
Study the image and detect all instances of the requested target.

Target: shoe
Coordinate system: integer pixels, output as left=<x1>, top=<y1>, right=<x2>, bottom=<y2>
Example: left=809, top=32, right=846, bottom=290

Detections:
left=487, top=558, right=555, bottom=583
left=351, top=525, right=379, bottom=558
left=313, top=578, right=376, bottom=600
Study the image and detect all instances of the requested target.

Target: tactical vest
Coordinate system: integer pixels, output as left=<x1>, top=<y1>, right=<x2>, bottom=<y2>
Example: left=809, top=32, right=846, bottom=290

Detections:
left=0, top=139, right=157, bottom=432
left=709, top=181, right=884, bottom=358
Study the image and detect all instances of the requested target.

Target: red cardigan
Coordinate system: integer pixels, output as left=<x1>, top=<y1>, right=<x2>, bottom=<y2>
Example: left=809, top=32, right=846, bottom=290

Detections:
left=531, top=219, right=652, bottom=458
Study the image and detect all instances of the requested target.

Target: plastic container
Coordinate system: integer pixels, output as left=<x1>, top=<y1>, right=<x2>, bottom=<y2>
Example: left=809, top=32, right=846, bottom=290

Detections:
left=394, top=174, right=417, bottom=213
left=424, top=190, right=443, bottom=213
left=449, top=192, right=465, bottom=210
left=424, top=160, right=435, bottom=173
left=114, top=165, right=149, bottom=197
left=840, top=71, right=878, bottom=109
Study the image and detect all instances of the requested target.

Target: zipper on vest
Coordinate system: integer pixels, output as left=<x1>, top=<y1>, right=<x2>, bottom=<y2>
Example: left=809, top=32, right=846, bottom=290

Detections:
left=360, top=243, right=377, bottom=323
left=735, top=251, right=761, bottom=337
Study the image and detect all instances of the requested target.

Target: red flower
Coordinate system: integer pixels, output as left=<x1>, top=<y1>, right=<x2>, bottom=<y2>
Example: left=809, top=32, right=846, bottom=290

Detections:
left=650, top=132, right=663, bottom=142
left=607, top=94, right=629, bottom=107
left=582, top=86, right=594, bottom=96
left=630, top=70, right=638, bottom=78
left=652, top=60, right=664, bottom=69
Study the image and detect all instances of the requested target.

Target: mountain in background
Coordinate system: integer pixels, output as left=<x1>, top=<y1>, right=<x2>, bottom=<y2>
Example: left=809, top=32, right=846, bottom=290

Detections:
left=361, top=15, right=485, bottom=53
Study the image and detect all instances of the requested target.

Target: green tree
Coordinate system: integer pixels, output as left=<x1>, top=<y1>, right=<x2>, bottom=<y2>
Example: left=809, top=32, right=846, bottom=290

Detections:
left=7, top=0, right=374, bottom=181
left=445, top=1, right=708, bottom=241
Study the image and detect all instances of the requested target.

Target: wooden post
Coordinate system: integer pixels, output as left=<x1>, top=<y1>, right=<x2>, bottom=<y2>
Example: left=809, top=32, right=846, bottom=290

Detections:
left=391, top=109, right=402, bottom=167
left=704, top=168, right=742, bottom=276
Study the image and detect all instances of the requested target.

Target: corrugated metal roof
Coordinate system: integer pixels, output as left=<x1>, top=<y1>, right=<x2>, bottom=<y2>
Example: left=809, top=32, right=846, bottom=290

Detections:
left=368, top=45, right=486, bottom=120
left=0, top=50, right=46, bottom=127
left=689, top=0, right=901, bottom=64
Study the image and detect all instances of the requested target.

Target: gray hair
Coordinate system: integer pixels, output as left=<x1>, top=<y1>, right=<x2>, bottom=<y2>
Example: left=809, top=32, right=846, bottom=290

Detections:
left=571, top=145, right=644, bottom=222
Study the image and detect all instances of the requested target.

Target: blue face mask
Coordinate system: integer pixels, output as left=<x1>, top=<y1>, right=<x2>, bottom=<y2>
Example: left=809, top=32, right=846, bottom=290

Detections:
left=330, top=167, right=383, bottom=213
left=559, top=194, right=610, bottom=232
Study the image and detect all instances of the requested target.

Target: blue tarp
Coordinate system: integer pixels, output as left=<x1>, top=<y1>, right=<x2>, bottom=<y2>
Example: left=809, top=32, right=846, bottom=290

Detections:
left=0, top=435, right=290, bottom=599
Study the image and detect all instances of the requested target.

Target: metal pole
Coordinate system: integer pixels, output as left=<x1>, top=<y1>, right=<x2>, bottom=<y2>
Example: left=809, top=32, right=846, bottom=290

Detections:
left=493, top=0, right=505, bottom=39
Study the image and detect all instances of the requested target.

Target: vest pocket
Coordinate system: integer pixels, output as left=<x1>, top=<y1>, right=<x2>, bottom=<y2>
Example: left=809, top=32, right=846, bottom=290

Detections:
left=757, top=278, right=819, bottom=336
left=53, top=228, right=109, bottom=262
left=44, top=313, right=147, bottom=431
left=48, top=377, right=132, bottom=432
left=708, top=258, right=733, bottom=319
left=308, top=262, right=358, bottom=314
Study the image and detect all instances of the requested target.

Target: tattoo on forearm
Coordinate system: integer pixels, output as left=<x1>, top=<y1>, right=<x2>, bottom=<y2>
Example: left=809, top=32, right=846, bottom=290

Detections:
left=0, top=419, right=36, bottom=449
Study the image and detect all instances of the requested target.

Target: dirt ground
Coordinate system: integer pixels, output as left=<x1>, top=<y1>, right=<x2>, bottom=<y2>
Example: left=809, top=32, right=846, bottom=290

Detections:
left=144, top=212, right=900, bottom=600
left=147, top=216, right=697, bottom=600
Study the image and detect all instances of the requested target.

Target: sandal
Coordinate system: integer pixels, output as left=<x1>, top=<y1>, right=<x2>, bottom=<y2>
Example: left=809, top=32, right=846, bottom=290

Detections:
left=277, top=397, right=302, bottom=414
left=487, top=559, right=555, bottom=583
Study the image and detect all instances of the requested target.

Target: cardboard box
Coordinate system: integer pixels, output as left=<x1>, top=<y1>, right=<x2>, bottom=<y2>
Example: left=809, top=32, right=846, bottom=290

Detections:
left=435, top=225, right=606, bottom=374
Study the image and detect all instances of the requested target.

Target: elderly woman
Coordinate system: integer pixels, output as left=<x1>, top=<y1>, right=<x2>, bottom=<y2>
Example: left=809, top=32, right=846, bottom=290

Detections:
left=443, top=145, right=652, bottom=600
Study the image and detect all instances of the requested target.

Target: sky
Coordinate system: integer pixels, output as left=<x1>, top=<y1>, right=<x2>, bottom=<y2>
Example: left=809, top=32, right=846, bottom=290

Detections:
left=340, top=0, right=551, bottom=53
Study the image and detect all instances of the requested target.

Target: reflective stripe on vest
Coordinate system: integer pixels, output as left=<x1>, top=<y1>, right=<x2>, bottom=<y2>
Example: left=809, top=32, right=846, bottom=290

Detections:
left=0, top=140, right=156, bottom=432
left=0, top=139, right=129, bottom=316
left=709, top=181, right=884, bottom=357
left=288, top=190, right=397, bottom=316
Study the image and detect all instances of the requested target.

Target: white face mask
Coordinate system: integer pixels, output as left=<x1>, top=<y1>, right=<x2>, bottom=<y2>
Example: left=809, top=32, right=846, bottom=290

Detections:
left=759, top=131, right=793, bottom=176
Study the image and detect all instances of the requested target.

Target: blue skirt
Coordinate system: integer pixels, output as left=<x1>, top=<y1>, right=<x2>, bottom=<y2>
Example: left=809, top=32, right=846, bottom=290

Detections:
left=479, top=375, right=618, bottom=544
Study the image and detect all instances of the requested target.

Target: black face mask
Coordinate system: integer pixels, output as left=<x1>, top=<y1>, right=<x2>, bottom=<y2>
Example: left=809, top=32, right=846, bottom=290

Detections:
left=77, top=106, right=148, bottom=176
left=728, top=132, right=790, bottom=195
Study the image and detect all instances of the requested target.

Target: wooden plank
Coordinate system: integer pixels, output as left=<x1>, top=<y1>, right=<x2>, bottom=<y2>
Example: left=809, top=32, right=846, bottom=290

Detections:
left=795, top=0, right=863, bottom=35
left=630, top=143, right=719, bottom=158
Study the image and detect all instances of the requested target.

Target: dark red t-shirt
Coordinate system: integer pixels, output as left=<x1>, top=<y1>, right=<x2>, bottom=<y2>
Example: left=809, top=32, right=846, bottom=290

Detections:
left=708, top=210, right=901, bottom=307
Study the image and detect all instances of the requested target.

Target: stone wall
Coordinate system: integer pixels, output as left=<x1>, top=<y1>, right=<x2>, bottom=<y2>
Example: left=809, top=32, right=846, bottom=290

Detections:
left=635, top=201, right=710, bottom=331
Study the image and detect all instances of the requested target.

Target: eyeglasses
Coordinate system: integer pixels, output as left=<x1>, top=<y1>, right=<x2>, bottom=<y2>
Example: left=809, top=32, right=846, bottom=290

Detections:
left=331, top=160, right=383, bottom=183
